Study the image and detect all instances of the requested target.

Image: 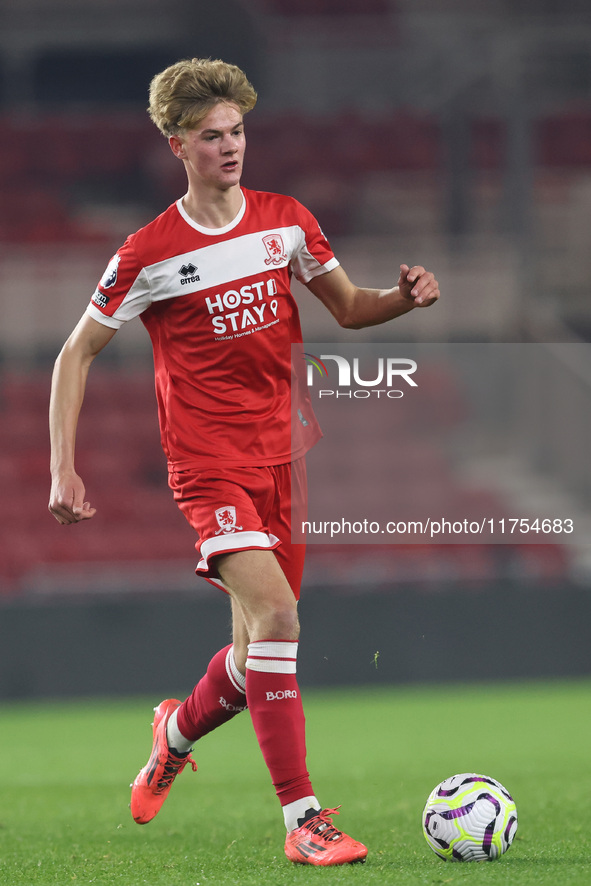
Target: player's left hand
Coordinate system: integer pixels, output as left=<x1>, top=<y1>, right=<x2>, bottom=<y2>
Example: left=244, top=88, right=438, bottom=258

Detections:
left=398, top=264, right=440, bottom=307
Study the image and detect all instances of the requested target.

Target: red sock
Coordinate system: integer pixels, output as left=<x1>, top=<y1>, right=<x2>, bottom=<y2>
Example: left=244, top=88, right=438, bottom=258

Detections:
left=176, top=644, right=247, bottom=743
left=245, top=640, right=314, bottom=805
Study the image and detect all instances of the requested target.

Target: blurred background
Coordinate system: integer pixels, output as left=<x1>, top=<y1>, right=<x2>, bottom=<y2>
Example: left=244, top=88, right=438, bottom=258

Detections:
left=1, top=0, right=590, bottom=698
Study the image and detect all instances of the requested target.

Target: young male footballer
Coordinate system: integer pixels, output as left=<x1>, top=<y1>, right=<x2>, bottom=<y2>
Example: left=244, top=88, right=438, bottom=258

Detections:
left=49, top=58, right=439, bottom=866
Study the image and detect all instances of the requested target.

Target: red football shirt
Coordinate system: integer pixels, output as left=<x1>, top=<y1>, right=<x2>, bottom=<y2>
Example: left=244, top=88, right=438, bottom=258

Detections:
left=86, top=188, right=337, bottom=470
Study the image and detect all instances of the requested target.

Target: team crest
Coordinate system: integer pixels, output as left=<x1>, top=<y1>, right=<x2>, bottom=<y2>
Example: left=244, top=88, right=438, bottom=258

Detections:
left=99, top=253, right=121, bottom=289
left=262, top=234, right=287, bottom=266
left=214, top=505, right=243, bottom=535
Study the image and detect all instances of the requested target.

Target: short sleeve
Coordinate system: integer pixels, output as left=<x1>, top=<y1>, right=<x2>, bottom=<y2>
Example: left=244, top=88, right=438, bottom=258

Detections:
left=289, top=201, right=339, bottom=284
left=86, top=238, right=151, bottom=329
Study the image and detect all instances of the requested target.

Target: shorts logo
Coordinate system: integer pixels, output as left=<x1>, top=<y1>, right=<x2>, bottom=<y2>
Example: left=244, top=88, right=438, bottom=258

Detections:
left=263, top=234, right=287, bottom=266
left=99, top=254, right=120, bottom=289
left=214, top=505, right=244, bottom=535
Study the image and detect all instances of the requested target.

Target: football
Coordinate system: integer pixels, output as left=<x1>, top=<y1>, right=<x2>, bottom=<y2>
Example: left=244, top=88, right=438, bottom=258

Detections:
left=422, top=773, right=518, bottom=862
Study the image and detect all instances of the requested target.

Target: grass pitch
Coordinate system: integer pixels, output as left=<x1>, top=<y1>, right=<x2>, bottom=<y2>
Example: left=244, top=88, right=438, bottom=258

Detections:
left=0, top=680, right=589, bottom=885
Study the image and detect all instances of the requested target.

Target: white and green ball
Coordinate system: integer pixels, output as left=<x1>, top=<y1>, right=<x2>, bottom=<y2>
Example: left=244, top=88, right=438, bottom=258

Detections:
left=423, top=773, right=518, bottom=862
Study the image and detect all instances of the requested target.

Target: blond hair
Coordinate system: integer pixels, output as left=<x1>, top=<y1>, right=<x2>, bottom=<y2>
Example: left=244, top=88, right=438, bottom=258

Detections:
left=148, top=58, right=258, bottom=137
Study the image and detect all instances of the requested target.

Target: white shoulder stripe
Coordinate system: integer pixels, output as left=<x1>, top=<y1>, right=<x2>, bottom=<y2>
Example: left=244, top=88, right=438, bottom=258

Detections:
left=145, top=226, right=303, bottom=300
left=88, top=224, right=337, bottom=327
left=294, top=253, right=339, bottom=284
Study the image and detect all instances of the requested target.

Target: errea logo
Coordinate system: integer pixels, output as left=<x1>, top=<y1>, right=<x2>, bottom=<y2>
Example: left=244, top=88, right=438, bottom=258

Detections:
left=178, top=262, right=200, bottom=284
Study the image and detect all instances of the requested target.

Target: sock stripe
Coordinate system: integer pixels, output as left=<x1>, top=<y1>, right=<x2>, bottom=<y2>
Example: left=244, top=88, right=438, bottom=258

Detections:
left=246, top=640, right=298, bottom=675
left=225, top=646, right=246, bottom=694
left=247, top=641, right=298, bottom=660
left=246, top=659, right=297, bottom=674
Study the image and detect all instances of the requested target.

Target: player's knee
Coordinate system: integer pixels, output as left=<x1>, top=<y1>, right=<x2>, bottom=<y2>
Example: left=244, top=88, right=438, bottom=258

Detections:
left=269, top=603, right=300, bottom=640
left=253, top=602, right=300, bottom=642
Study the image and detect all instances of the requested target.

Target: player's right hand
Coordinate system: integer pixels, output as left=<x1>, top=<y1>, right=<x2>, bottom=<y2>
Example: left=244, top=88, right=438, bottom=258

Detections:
left=49, top=471, right=96, bottom=525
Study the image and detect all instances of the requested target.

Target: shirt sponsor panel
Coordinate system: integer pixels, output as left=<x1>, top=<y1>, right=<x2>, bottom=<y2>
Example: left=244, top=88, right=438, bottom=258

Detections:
left=89, top=223, right=332, bottom=330
left=129, top=225, right=303, bottom=303
left=92, top=225, right=338, bottom=335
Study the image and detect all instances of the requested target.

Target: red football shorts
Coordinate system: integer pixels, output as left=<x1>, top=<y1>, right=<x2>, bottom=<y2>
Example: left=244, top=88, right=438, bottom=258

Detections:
left=168, top=458, right=307, bottom=600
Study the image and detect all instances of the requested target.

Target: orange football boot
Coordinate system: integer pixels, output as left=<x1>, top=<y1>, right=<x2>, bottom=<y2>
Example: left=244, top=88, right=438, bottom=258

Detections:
left=130, top=698, right=197, bottom=824
left=284, top=807, right=368, bottom=866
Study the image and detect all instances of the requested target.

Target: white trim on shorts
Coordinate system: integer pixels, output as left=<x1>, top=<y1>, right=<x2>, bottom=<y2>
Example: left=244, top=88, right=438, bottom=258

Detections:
left=197, top=530, right=281, bottom=576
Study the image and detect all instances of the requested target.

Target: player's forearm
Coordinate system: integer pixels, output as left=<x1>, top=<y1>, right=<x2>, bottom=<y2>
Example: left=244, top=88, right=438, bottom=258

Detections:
left=50, top=316, right=115, bottom=476
left=49, top=344, right=92, bottom=475
left=340, top=285, right=415, bottom=329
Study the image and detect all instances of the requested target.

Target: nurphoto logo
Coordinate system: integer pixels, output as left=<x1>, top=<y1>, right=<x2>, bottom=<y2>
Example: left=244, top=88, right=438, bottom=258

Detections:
left=304, top=352, right=418, bottom=399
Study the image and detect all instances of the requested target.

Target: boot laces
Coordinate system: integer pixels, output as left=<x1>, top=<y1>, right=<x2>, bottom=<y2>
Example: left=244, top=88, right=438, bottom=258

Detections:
left=308, top=807, right=343, bottom=843
left=155, top=752, right=197, bottom=794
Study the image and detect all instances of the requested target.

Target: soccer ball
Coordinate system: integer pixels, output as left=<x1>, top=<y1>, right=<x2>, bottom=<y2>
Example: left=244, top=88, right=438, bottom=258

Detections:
left=422, top=773, right=518, bottom=862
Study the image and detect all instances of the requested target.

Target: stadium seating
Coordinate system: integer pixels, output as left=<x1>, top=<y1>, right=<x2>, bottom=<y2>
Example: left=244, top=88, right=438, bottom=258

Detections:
left=1, top=109, right=591, bottom=245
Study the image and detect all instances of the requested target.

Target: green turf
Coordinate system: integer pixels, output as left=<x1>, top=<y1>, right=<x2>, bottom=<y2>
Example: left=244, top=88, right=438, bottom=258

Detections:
left=0, top=680, right=590, bottom=885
